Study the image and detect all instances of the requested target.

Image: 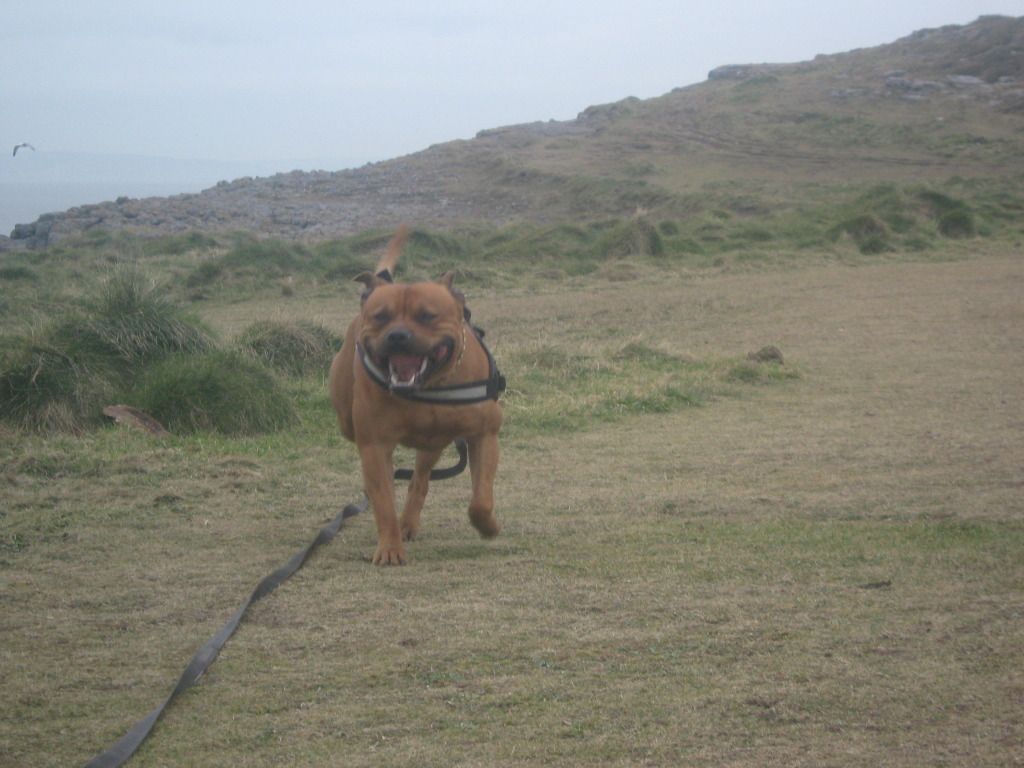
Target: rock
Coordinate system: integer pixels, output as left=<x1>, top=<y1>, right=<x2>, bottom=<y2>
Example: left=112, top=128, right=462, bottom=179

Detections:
left=947, top=74, right=987, bottom=87
left=709, top=64, right=756, bottom=80
left=102, top=405, right=171, bottom=437
left=708, top=63, right=787, bottom=81
left=858, top=580, right=893, bottom=590
left=885, top=76, right=944, bottom=93
left=747, top=346, right=784, bottom=365
left=831, top=88, right=869, bottom=100
left=8, top=216, right=53, bottom=248
left=10, top=222, right=36, bottom=240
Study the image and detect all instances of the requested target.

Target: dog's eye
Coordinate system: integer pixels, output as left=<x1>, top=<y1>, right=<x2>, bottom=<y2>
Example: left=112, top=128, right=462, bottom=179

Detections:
left=414, top=310, right=437, bottom=325
left=372, top=310, right=392, bottom=325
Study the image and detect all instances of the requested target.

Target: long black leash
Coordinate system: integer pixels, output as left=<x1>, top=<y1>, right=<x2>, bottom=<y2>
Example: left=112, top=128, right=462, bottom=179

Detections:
left=84, top=439, right=469, bottom=768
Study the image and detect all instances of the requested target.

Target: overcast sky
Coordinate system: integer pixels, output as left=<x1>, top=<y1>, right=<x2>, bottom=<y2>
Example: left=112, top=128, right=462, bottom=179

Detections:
left=3, top=0, right=1022, bottom=175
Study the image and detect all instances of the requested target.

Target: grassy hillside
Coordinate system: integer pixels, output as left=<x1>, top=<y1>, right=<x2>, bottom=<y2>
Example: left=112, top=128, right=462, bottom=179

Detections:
left=5, top=16, right=1021, bottom=246
left=469, top=15, right=1024, bottom=199
left=2, top=174, right=1022, bottom=323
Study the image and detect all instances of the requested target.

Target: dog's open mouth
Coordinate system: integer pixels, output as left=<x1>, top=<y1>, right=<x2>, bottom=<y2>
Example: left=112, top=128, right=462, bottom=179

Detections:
left=388, top=354, right=428, bottom=388
left=384, top=340, right=454, bottom=390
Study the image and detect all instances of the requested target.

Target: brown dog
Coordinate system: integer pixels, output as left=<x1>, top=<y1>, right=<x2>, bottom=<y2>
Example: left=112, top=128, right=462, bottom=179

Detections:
left=328, top=226, right=503, bottom=565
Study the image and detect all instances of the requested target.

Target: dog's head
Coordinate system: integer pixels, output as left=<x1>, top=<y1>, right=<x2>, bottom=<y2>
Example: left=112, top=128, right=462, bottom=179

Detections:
left=355, top=271, right=465, bottom=390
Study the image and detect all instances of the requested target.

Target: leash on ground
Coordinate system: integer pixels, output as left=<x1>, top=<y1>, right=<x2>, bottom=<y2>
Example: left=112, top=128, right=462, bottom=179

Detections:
left=83, top=438, right=469, bottom=768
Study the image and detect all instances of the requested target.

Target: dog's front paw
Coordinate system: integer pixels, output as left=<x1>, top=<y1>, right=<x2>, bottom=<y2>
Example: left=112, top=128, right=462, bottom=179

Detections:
left=372, top=542, right=407, bottom=566
left=400, top=516, right=421, bottom=542
left=469, top=507, right=501, bottom=539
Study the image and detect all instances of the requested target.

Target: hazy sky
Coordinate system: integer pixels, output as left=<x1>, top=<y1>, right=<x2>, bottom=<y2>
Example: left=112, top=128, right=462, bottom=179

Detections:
left=3, top=0, right=1022, bottom=175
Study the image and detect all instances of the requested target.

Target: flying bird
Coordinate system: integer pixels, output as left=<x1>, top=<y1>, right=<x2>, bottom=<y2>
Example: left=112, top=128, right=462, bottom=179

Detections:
left=12, top=143, right=35, bottom=157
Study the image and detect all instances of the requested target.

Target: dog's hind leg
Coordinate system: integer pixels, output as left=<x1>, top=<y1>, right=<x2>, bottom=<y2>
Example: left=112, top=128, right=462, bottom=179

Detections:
left=400, top=447, right=444, bottom=541
left=467, top=433, right=501, bottom=538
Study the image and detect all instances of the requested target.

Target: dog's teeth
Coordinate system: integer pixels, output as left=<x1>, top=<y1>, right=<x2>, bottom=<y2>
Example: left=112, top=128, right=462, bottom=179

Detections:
left=419, top=359, right=428, bottom=375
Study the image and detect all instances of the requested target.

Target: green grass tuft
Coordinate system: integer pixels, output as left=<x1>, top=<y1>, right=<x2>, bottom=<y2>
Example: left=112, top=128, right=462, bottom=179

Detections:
left=127, top=350, right=298, bottom=435
left=0, top=272, right=215, bottom=432
left=220, top=238, right=308, bottom=271
left=0, top=339, right=114, bottom=432
left=725, top=360, right=799, bottom=384
left=184, top=238, right=314, bottom=291
left=937, top=208, right=976, bottom=238
left=318, top=240, right=368, bottom=282
left=68, top=271, right=214, bottom=369
left=0, top=265, right=38, bottom=281
left=599, top=218, right=665, bottom=259
left=829, top=213, right=891, bottom=254
left=235, top=320, right=341, bottom=377
left=139, top=232, right=218, bottom=257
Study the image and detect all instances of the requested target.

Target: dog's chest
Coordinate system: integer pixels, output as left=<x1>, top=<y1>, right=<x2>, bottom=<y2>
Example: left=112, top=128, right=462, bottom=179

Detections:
left=392, top=400, right=496, bottom=450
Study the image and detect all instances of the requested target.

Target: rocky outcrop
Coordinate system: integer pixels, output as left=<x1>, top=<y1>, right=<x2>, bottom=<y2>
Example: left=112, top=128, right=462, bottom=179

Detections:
left=707, top=64, right=787, bottom=81
left=5, top=160, right=498, bottom=247
left=7, top=215, right=57, bottom=250
left=4, top=136, right=624, bottom=248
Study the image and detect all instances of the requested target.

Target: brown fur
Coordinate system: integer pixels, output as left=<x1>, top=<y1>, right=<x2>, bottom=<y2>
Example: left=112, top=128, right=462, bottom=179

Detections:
left=328, top=227, right=502, bottom=565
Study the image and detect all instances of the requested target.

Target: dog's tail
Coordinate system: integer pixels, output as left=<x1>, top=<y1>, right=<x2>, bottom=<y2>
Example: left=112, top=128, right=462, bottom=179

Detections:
left=375, top=224, right=411, bottom=280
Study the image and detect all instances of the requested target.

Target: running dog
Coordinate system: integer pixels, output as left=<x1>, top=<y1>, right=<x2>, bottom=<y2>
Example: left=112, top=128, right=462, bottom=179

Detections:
left=328, top=226, right=504, bottom=565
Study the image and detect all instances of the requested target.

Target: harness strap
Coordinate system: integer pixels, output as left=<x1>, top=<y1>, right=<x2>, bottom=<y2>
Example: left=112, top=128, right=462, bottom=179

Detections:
left=357, top=326, right=505, bottom=405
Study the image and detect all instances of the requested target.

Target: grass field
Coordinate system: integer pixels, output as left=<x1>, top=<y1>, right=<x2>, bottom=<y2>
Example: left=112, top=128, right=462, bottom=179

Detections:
left=2, top=240, right=1023, bottom=766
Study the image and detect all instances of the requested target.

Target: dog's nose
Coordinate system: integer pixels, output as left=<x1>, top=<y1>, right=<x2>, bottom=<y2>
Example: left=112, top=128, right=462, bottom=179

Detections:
left=386, top=327, right=412, bottom=347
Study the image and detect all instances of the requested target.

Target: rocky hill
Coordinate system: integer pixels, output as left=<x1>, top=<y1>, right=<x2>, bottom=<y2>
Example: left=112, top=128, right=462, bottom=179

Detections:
left=6, top=14, right=1022, bottom=249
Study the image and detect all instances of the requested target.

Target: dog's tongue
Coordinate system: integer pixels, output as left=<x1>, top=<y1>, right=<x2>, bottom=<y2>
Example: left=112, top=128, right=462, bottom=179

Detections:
left=389, top=354, right=425, bottom=385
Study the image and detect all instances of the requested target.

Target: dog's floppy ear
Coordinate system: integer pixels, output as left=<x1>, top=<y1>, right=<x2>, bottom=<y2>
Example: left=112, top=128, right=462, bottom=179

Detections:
left=437, top=271, right=464, bottom=302
left=354, top=272, right=385, bottom=304
left=437, top=270, right=470, bottom=321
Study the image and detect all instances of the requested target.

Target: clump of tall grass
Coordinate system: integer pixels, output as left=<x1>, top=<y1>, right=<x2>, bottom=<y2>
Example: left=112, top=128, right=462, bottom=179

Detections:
left=824, top=185, right=980, bottom=254
left=936, top=208, right=976, bottom=238
left=128, top=350, right=297, bottom=435
left=52, top=271, right=214, bottom=374
left=0, top=265, right=38, bottom=281
left=318, top=240, right=367, bottom=282
left=235, top=320, right=341, bottom=377
left=183, top=238, right=315, bottom=290
left=918, top=190, right=976, bottom=237
left=599, top=217, right=665, bottom=259
left=0, top=338, right=115, bottom=432
left=0, top=272, right=215, bottom=432
left=139, top=231, right=218, bottom=257
left=829, top=213, right=891, bottom=254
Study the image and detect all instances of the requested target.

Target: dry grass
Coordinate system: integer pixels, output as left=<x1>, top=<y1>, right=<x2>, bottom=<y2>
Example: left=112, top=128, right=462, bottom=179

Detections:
left=2, top=248, right=1023, bottom=766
